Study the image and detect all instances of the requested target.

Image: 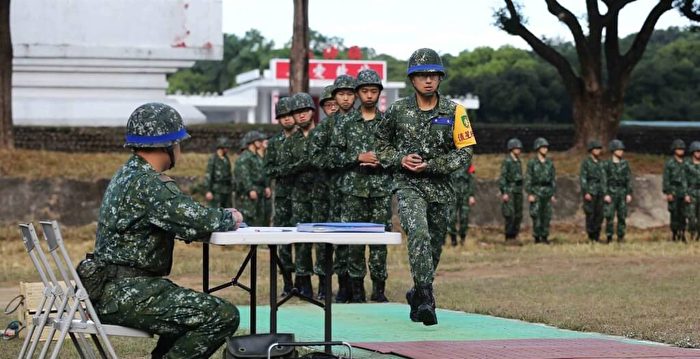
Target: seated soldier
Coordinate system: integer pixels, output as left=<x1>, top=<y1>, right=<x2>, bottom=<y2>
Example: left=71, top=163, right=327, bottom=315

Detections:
left=88, top=103, right=243, bottom=358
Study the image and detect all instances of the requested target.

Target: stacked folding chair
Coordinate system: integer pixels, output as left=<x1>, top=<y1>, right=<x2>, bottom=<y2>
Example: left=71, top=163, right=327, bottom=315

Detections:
left=18, top=221, right=151, bottom=359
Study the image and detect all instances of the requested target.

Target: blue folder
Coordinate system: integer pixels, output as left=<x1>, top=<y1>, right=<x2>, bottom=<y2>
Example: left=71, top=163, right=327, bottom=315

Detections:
left=296, top=222, right=386, bottom=233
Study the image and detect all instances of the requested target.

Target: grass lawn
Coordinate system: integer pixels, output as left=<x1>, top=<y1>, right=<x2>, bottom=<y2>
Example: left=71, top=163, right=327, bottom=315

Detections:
left=1, top=223, right=699, bottom=358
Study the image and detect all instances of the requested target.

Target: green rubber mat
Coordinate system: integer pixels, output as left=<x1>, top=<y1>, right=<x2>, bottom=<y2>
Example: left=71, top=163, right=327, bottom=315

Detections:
left=237, top=303, right=619, bottom=343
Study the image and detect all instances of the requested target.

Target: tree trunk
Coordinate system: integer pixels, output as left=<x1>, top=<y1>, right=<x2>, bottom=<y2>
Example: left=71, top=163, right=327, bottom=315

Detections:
left=571, top=92, right=622, bottom=152
left=290, top=0, right=309, bottom=94
left=0, top=0, right=12, bottom=150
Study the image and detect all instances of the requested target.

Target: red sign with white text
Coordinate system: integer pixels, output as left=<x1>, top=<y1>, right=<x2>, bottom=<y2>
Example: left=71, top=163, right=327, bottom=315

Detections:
left=271, top=59, right=386, bottom=81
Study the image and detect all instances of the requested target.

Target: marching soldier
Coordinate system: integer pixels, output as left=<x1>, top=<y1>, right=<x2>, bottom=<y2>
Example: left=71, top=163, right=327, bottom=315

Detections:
left=499, top=138, right=524, bottom=242
left=233, top=131, right=269, bottom=227
left=526, top=137, right=556, bottom=244
left=447, top=163, right=475, bottom=246
left=264, top=97, right=297, bottom=295
left=580, top=140, right=606, bottom=242
left=375, top=48, right=476, bottom=325
left=685, top=141, right=700, bottom=241
left=663, top=139, right=690, bottom=241
left=603, top=139, right=633, bottom=243
left=204, top=136, right=234, bottom=208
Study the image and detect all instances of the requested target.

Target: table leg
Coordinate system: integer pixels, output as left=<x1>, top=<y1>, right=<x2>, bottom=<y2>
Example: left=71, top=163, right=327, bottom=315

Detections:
left=250, top=245, right=257, bottom=334
left=202, top=243, right=209, bottom=292
left=324, top=243, right=333, bottom=353
left=269, top=244, right=278, bottom=333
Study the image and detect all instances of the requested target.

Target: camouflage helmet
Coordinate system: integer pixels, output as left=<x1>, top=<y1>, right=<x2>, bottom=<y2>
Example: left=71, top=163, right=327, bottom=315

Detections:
left=609, top=139, right=625, bottom=151
left=507, top=138, right=523, bottom=151
left=332, top=75, right=356, bottom=94
left=689, top=141, right=700, bottom=153
left=355, top=69, right=383, bottom=91
left=124, top=103, right=190, bottom=148
left=319, top=85, right=335, bottom=105
left=290, top=92, right=316, bottom=112
left=671, top=139, right=686, bottom=151
left=533, top=137, right=549, bottom=150
left=240, top=131, right=260, bottom=150
left=407, top=48, right=445, bottom=76
left=275, top=97, right=293, bottom=118
left=216, top=136, right=232, bottom=149
left=587, top=139, right=603, bottom=151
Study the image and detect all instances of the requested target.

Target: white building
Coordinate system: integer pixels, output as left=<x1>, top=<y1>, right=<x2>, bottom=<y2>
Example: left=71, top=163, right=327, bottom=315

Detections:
left=11, top=0, right=223, bottom=126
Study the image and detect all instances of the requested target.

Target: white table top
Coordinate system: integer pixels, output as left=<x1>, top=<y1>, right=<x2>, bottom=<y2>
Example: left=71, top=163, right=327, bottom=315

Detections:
left=210, top=227, right=403, bottom=246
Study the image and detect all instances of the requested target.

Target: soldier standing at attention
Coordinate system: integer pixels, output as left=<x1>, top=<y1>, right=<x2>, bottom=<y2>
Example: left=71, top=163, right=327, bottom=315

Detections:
left=499, top=138, right=524, bottom=242
left=447, top=164, right=476, bottom=246
left=286, top=92, right=318, bottom=297
left=603, top=139, right=633, bottom=243
left=311, top=76, right=357, bottom=303
left=264, top=97, right=297, bottom=295
left=90, top=103, right=243, bottom=358
left=204, top=136, right=234, bottom=208
left=330, top=69, right=391, bottom=303
left=526, top=137, right=556, bottom=244
left=686, top=141, right=700, bottom=241
left=375, top=48, right=476, bottom=325
left=233, top=131, right=269, bottom=227
left=663, top=139, right=690, bottom=242
left=580, top=140, right=606, bottom=242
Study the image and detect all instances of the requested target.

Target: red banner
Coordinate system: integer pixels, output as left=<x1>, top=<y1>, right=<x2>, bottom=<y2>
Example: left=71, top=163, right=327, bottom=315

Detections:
left=271, top=59, right=386, bottom=81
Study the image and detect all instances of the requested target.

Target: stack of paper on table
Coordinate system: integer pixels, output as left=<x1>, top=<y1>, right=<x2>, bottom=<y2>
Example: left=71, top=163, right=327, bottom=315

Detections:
left=296, top=222, right=385, bottom=233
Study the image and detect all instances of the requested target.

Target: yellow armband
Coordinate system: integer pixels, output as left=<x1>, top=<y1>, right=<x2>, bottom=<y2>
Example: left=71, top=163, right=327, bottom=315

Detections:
left=453, top=104, right=476, bottom=149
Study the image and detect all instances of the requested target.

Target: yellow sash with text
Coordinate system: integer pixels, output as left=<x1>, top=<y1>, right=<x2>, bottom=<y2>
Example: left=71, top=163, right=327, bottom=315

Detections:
left=453, top=104, right=476, bottom=149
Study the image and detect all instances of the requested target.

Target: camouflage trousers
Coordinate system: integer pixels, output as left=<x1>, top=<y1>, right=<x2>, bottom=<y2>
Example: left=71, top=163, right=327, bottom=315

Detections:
left=97, top=277, right=239, bottom=359
left=530, top=190, right=553, bottom=238
left=292, top=199, right=314, bottom=276
left=312, top=187, right=331, bottom=277
left=668, top=194, right=687, bottom=232
left=501, top=191, right=523, bottom=238
left=396, top=188, right=447, bottom=287
left=273, top=195, right=294, bottom=273
left=687, top=191, right=700, bottom=240
left=236, top=195, right=263, bottom=227
left=261, top=196, right=272, bottom=227
left=583, top=194, right=605, bottom=239
left=342, top=195, right=391, bottom=281
left=604, top=191, right=628, bottom=238
left=208, top=192, right=232, bottom=208
left=448, top=194, right=471, bottom=239
left=329, top=186, right=349, bottom=276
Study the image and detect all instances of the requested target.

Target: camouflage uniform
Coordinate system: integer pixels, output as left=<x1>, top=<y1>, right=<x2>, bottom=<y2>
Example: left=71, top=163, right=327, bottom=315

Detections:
left=376, top=49, right=475, bottom=326
left=330, top=105, right=391, bottom=302
left=685, top=141, right=700, bottom=241
left=580, top=141, right=606, bottom=241
left=663, top=139, right=688, bottom=241
left=204, top=137, right=233, bottom=208
left=499, top=138, right=524, bottom=241
left=526, top=138, right=556, bottom=243
left=603, top=140, right=633, bottom=241
left=233, top=132, right=268, bottom=226
left=264, top=97, right=296, bottom=292
left=93, top=103, right=239, bottom=359
left=447, top=164, right=474, bottom=244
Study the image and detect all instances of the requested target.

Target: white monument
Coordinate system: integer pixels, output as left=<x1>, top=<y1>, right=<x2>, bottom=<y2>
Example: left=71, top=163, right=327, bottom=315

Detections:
left=11, top=0, right=223, bottom=126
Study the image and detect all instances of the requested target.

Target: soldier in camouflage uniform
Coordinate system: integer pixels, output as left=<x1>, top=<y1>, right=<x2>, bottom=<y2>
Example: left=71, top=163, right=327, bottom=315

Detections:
left=580, top=140, right=606, bottom=242
left=526, top=137, right=556, bottom=244
left=330, top=69, right=391, bottom=303
left=233, top=131, right=270, bottom=227
left=603, top=139, right=633, bottom=243
left=310, top=76, right=357, bottom=303
left=663, top=139, right=690, bottom=241
left=257, top=136, right=273, bottom=226
left=89, top=103, right=243, bottom=358
left=204, top=136, right=234, bottom=208
left=686, top=141, right=700, bottom=241
left=320, top=84, right=338, bottom=119
left=447, top=164, right=476, bottom=246
left=264, top=97, right=297, bottom=295
left=376, top=48, right=476, bottom=325
left=284, top=92, right=318, bottom=297
left=499, top=138, right=524, bottom=242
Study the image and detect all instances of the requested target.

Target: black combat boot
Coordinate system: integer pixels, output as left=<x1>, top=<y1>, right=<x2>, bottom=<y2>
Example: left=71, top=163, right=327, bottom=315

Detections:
left=405, top=287, right=419, bottom=322
left=281, top=270, right=294, bottom=297
left=335, top=273, right=351, bottom=303
left=606, top=235, right=613, bottom=244
left=317, top=275, right=326, bottom=300
left=350, top=278, right=366, bottom=303
left=671, top=231, right=678, bottom=241
left=370, top=280, right=388, bottom=303
left=449, top=234, right=457, bottom=246
left=459, top=235, right=466, bottom=245
left=295, top=275, right=313, bottom=298
left=415, top=284, right=438, bottom=326
left=618, top=235, right=624, bottom=243
left=534, top=236, right=540, bottom=244
left=542, top=236, right=550, bottom=245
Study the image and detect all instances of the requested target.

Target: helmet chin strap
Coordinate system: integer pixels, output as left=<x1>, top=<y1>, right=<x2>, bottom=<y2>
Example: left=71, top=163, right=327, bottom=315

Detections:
left=165, top=145, right=176, bottom=170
